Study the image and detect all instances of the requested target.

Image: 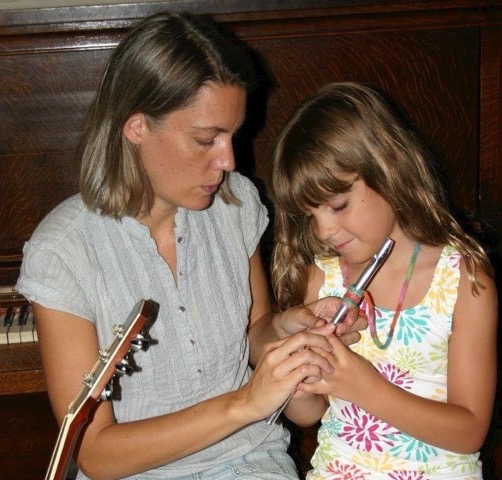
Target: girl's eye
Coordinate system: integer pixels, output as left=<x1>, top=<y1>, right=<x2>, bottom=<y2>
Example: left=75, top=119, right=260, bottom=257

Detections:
left=329, top=200, right=349, bottom=213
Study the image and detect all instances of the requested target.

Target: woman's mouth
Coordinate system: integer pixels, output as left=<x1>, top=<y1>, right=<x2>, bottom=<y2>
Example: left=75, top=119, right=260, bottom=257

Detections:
left=202, top=184, right=219, bottom=194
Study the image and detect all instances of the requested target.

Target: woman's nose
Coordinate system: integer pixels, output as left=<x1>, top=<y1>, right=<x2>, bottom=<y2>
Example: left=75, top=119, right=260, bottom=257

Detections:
left=213, top=143, right=235, bottom=172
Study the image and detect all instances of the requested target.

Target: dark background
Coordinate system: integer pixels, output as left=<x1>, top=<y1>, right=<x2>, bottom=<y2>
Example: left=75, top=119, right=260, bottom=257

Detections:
left=0, top=1, right=501, bottom=478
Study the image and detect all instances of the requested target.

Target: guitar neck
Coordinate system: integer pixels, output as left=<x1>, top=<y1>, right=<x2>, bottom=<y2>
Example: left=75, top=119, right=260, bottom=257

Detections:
left=44, top=400, right=89, bottom=480
left=45, top=379, right=108, bottom=479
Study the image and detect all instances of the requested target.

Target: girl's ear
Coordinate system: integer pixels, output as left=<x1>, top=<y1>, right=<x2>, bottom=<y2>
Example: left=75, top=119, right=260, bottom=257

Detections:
left=123, top=113, right=146, bottom=145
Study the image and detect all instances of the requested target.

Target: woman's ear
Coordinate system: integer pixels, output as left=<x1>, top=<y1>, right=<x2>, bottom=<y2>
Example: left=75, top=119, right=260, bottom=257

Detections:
left=123, top=113, right=146, bottom=145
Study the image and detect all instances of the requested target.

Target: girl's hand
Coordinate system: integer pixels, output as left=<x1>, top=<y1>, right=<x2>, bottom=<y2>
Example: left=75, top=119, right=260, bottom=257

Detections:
left=297, top=332, right=381, bottom=403
left=239, top=330, right=335, bottom=421
left=275, top=296, right=367, bottom=346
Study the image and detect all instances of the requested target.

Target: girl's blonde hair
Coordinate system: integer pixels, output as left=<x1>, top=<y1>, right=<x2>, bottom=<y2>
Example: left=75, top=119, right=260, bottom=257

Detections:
left=79, top=12, right=255, bottom=217
left=269, top=82, right=493, bottom=308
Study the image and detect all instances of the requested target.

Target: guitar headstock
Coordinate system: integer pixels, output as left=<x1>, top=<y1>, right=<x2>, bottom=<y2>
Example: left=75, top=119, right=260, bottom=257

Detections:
left=69, top=298, right=159, bottom=413
left=45, top=299, right=159, bottom=480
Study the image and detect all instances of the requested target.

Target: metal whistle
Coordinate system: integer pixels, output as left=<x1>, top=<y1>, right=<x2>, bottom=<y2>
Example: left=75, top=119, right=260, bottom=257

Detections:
left=331, top=237, right=394, bottom=324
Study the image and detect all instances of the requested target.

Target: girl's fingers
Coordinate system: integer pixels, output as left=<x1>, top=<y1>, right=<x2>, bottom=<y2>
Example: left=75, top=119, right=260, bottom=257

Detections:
left=286, top=345, right=334, bottom=375
left=277, top=329, right=334, bottom=355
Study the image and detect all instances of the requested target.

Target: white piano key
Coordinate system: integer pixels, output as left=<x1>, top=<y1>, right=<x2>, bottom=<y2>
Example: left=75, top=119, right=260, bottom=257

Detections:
left=0, top=307, right=14, bottom=345
left=31, top=313, right=38, bottom=342
left=7, top=307, right=22, bottom=345
left=19, top=306, right=34, bottom=343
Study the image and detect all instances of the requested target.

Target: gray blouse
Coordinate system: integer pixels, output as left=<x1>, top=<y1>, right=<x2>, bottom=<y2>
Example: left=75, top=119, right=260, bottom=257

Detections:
left=18, top=172, right=290, bottom=479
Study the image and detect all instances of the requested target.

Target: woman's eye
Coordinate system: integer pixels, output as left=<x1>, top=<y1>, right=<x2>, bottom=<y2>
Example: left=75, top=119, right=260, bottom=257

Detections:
left=196, top=138, right=215, bottom=147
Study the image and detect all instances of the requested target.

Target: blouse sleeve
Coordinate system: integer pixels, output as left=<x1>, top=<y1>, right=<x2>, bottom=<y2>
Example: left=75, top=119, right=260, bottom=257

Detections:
left=17, top=236, right=95, bottom=322
left=227, top=172, right=269, bottom=257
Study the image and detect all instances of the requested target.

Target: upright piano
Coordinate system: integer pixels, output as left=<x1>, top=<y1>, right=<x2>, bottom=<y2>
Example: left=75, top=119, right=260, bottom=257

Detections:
left=1, top=1, right=501, bottom=478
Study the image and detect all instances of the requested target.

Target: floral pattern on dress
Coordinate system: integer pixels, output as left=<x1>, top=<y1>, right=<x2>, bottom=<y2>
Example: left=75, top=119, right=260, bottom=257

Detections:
left=325, top=460, right=370, bottom=479
left=338, top=404, right=400, bottom=452
left=444, top=452, right=481, bottom=474
left=395, top=307, right=431, bottom=345
left=428, top=341, right=448, bottom=375
left=392, top=348, right=427, bottom=376
left=388, top=432, right=439, bottom=462
left=377, top=362, right=413, bottom=390
left=352, top=451, right=406, bottom=473
left=388, top=471, right=428, bottom=480
left=310, top=246, right=482, bottom=479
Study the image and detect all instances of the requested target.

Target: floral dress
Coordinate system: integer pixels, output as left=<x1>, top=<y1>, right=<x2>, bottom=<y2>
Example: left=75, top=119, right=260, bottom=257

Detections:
left=308, top=245, right=483, bottom=480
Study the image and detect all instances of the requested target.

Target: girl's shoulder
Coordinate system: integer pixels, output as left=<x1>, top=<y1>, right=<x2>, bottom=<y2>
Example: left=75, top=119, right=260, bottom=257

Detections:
left=315, top=254, right=341, bottom=273
left=315, top=255, right=344, bottom=299
left=421, top=244, right=462, bottom=313
left=435, top=244, right=462, bottom=275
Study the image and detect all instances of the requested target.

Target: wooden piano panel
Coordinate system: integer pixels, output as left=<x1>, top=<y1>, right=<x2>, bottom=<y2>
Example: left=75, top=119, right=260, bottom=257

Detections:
left=0, top=392, right=58, bottom=480
left=0, top=1, right=500, bottom=479
left=0, top=294, right=55, bottom=479
left=0, top=45, right=117, bottom=252
left=246, top=27, right=479, bottom=213
left=480, top=25, right=502, bottom=232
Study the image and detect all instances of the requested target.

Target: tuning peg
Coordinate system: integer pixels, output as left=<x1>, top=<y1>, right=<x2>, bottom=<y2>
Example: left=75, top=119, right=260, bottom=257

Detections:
left=100, top=383, right=113, bottom=401
left=130, top=333, right=150, bottom=352
left=115, top=358, right=133, bottom=376
left=82, top=372, right=94, bottom=388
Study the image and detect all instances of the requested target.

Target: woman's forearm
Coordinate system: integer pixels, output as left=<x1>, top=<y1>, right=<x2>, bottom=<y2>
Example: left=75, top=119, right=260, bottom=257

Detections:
left=76, top=387, right=262, bottom=480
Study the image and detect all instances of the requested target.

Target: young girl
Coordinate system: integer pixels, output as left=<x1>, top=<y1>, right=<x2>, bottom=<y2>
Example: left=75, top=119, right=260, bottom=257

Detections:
left=269, top=82, right=498, bottom=479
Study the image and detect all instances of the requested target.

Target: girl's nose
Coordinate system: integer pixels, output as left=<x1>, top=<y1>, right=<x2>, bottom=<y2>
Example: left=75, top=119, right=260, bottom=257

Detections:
left=313, top=212, right=339, bottom=242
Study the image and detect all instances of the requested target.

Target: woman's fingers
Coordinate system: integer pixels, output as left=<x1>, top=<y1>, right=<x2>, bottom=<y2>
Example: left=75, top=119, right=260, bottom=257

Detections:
left=247, top=330, right=337, bottom=416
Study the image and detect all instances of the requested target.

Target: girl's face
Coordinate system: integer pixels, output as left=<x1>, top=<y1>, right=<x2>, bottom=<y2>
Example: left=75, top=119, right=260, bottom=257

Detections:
left=305, top=178, right=399, bottom=266
left=127, top=82, right=246, bottom=217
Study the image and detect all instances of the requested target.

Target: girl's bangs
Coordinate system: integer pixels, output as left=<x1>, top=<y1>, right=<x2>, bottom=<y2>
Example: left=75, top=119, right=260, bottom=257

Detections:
left=275, top=160, right=353, bottom=216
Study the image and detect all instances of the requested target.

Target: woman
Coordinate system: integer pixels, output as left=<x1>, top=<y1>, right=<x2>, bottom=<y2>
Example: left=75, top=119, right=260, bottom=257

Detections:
left=18, top=12, right=363, bottom=480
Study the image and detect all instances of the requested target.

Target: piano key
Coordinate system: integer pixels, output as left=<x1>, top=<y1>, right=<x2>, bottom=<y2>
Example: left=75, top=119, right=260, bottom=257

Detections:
left=31, top=310, right=38, bottom=342
left=0, top=305, right=37, bottom=344
left=18, top=305, right=34, bottom=343
left=0, top=307, right=14, bottom=345
left=7, top=307, right=23, bottom=345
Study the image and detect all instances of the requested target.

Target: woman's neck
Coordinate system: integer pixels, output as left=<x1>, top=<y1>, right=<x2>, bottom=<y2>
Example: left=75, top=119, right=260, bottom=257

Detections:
left=136, top=204, right=178, bottom=278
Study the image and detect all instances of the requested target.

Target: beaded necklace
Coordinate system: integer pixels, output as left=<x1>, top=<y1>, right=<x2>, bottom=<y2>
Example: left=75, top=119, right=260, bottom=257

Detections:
left=342, top=242, right=421, bottom=349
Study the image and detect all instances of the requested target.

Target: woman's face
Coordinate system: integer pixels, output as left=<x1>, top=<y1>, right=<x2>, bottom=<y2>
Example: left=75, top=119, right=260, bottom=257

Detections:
left=129, top=82, right=246, bottom=216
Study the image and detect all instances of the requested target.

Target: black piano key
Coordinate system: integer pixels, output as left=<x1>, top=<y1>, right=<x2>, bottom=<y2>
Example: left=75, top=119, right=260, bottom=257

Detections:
left=3, top=306, right=14, bottom=327
left=1, top=307, right=15, bottom=345
left=18, top=306, right=29, bottom=325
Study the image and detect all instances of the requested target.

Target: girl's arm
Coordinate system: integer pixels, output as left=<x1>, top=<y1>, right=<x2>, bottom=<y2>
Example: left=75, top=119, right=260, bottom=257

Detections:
left=283, top=390, right=329, bottom=427
left=35, top=301, right=334, bottom=480
left=296, top=262, right=498, bottom=453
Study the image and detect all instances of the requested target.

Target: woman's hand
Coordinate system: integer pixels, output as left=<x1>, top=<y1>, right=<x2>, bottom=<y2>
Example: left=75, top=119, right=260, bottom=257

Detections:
left=274, top=296, right=368, bottom=346
left=239, top=329, right=336, bottom=421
